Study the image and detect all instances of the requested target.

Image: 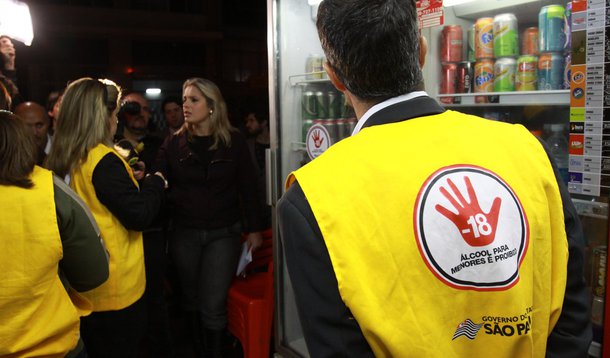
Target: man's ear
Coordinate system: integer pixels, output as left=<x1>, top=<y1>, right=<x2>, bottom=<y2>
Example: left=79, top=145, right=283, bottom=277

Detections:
left=419, top=35, right=428, bottom=68
left=323, top=61, right=346, bottom=92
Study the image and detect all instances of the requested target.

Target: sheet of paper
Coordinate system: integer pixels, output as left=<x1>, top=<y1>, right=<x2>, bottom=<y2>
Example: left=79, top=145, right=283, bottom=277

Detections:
left=236, top=242, right=252, bottom=276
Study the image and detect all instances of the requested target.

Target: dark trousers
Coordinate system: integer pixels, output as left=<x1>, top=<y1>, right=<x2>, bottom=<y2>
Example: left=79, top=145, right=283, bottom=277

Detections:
left=170, top=223, right=241, bottom=330
left=80, top=296, right=146, bottom=358
left=140, top=229, right=173, bottom=357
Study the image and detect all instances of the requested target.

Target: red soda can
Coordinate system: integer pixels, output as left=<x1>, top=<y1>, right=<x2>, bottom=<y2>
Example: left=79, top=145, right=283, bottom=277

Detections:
left=456, top=61, right=473, bottom=93
left=440, top=63, right=457, bottom=104
left=441, top=25, right=463, bottom=63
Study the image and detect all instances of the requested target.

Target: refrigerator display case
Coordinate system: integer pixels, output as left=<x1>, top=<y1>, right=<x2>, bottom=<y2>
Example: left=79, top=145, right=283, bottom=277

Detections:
left=266, top=0, right=610, bottom=357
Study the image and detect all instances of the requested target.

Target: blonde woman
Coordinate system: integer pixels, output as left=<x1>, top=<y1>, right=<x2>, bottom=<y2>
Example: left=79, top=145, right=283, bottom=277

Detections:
left=46, top=78, right=166, bottom=358
left=154, top=78, right=264, bottom=357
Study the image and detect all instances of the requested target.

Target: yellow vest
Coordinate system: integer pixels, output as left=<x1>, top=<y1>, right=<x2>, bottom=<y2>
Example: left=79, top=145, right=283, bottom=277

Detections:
left=289, top=111, right=568, bottom=357
left=0, top=166, right=81, bottom=357
left=71, top=143, right=145, bottom=311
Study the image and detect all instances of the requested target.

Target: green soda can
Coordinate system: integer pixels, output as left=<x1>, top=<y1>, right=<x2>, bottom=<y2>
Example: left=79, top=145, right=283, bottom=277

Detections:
left=302, top=118, right=314, bottom=143
left=301, top=91, right=317, bottom=120
left=494, top=57, right=517, bottom=92
left=516, top=55, right=538, bottom=91
left=315, top=91, right=328, bottom=119
left=493, top=13, right=519, bottom=58
left=327, top=91, right=339, bottom=119
left=467, top=24, right=476, bottom=63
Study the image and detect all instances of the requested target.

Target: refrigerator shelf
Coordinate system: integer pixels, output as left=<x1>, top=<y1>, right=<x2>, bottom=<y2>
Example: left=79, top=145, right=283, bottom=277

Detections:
left=438, top=90, right=570, bottom=107
left=449, top=0, right=560, bottom=24
left=289, top=73, right=329, bottom=86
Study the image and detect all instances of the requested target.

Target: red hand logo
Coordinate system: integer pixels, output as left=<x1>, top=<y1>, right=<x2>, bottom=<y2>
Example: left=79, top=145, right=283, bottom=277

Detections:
left=435, top=176, right=502, bottom=247
left=313, top=130, right=324, bottom=148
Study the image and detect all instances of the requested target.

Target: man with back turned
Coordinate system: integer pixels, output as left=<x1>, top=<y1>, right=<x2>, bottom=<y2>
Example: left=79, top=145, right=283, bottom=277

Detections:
left=277, top=0, right=591, bottom=357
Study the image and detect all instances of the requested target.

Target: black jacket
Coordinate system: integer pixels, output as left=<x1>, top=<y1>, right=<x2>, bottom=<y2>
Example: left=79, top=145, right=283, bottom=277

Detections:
left=154, top=130, right=264, bottom=232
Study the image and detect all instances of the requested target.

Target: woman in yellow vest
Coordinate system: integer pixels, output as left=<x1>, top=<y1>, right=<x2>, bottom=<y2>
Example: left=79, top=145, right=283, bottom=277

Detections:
left=45, top=78, right=166, bottom=358
left=278, top=1, right=592, bottom=357
left=0, top=110, right=109, bottom=358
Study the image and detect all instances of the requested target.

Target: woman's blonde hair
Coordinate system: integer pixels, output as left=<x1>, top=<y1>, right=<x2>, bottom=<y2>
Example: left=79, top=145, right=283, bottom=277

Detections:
left=45, top=77, right=121, bottom=178
left=183, top=77, right=233, bottom=149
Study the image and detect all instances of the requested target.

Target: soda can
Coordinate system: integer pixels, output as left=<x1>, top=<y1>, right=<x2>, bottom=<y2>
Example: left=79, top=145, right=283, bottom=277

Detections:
left=493, top=13, right=519, bottom=58
left=305, top=54, right=324, bottom=79
left=538, top=52, right=564, bottom=90
left=494, top=57, right=517, bottom=92
left=441, top=25, right=463, bottom=63
left=474, top=59, right=494, bottom=103
left=327, top=91, right=339, bottom=119
left=539, top=5, right=566, bottom=53
left=475, top=17, right=494, bottom=60
left=302, top=118, right=314, bottom=143
left=521, top=27, right=539, bottom=56
left=322, top=119, right=337, bottom=144
left=516, top=55, right=538, bottom=91
left=565, top=1, right=572, bottom=52
left=467, top=24, right=476, bottom=62
left=336, top=118, right=347, bottom=142
left=346, top=117, right=357, bottom=135
left=564, top=53, right=571, bottom=89
left=591, top=246, right=607, bottom=298
left=456, top=61, right=473, bottom=93
left=315, top=91, right=328, bottom=119
left=439, top=63, right=457, bottom=104
left=301, top=91, right=317, bottom=120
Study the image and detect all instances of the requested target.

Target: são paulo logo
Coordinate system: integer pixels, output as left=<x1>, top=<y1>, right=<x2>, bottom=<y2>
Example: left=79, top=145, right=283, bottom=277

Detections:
left=413, top=165, right=529, bottom=290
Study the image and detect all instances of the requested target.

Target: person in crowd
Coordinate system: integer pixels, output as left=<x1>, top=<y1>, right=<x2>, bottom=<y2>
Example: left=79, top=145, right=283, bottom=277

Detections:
left=0, top=81, right=10, bottom=110
left=117, top=92, right=164, bottom=165
left=116, top=91, right=173, bottom=357
left=277, top=1, right=591, bottom=357
left=243, top=104, right=271, bottom=229
left=162, top=95, right=185, bottom=138
left=14, top=101, right=52, bottom=165
left=46, top=89, right=64, bottom=134
left=45, top=77, right=166, bottom=358
left=0, top=110, right=109, bottom=358
left=0, top=36, right=21, bottom=107
left=154, top=77, right=264, bottom=357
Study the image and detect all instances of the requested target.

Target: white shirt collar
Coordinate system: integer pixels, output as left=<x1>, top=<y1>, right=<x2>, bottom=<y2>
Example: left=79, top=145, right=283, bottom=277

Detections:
left=351, top=91, right=429, bottom=136
left=44, top=133, right=53, bottom=155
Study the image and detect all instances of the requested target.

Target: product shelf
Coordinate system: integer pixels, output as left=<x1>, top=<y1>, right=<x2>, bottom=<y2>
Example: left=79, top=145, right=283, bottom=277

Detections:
left=449, top=0, right=561, bottom=24
left=438, top=89, right=570, bottom=107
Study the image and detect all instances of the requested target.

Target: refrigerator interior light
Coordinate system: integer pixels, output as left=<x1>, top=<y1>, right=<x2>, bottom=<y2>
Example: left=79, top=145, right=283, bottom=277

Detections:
left=307, top=0, right=322, bottom=5
left=443, top=0, right=476, bottom=7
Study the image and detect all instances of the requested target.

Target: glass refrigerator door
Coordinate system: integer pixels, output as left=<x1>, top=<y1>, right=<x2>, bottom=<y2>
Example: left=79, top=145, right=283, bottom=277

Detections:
left=268, top=0, right=340, bottom=356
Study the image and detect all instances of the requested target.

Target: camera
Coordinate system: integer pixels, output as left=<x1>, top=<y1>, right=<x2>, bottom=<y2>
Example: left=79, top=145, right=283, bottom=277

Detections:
left=120, top=101, right=142, bottom=116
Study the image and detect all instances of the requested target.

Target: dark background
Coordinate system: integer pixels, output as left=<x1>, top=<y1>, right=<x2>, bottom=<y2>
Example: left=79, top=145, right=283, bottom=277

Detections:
left=10, top=0, right=269, bottom=127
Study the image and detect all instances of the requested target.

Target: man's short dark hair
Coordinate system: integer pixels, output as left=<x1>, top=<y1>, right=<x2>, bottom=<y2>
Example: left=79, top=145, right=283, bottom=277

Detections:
left=162, top=96, right=182, bottom=111
left=244, top=104, right=269, bottom=125
left=317, top=0, right=423, bottom=101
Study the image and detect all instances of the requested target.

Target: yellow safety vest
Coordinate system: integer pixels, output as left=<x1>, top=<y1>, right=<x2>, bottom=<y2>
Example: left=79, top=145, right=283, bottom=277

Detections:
left=71, top=143, right=145, bottom=311
left=0, top=166, right=81, bottom=357
left=289, top=110, right=568, bottom=357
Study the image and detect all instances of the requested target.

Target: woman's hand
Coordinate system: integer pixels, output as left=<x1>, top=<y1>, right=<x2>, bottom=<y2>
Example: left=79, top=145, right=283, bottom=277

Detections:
left=246, top=232, right=263, bottom=251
